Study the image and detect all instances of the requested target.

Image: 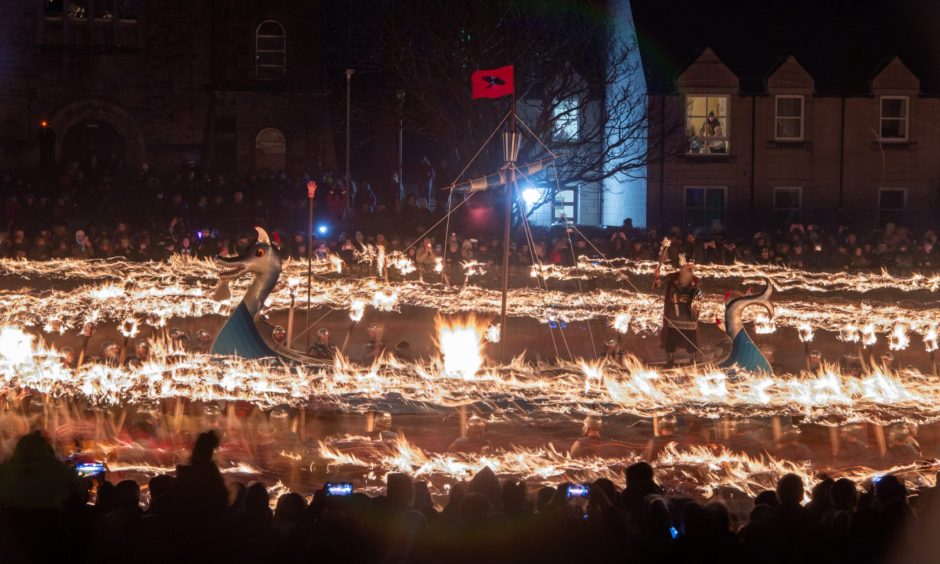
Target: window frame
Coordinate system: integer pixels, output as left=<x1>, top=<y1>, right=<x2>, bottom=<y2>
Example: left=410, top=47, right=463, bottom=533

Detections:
left=877, top=187, right=907, bottom=222
left=879, top=96, right=909, bottom=142
left=551, top=98, right=580, bottom=143
left=772, top=186, right=802, bottom=225
left=552, top=188, right=578, bottom=224
left=685, top=94, right=730, bottom=155
left=774, top=95, right=804, bottom=141
left=683, top=186, right=727, bottom=229
left=255, top=20, right=286, bottom=81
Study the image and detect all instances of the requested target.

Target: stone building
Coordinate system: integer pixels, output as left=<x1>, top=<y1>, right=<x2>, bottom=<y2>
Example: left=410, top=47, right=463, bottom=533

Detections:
left=0, top=0, right=335, bottom=175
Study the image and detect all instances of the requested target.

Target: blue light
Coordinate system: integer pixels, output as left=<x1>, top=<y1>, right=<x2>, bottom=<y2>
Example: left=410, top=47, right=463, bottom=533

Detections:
left=317, top=225, right=328, bottom=235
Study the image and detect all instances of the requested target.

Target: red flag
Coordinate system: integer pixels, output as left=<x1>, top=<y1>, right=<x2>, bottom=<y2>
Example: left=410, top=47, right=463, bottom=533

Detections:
left=472, top=65, right=514, bottom=99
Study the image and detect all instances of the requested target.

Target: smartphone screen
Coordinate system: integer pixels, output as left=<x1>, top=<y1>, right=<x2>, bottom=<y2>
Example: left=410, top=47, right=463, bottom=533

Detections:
left=567, top=484, right=589, bottom=498
left=75, top=462, right=106, bottom=478
left=325, top=482, right=353, bottom=496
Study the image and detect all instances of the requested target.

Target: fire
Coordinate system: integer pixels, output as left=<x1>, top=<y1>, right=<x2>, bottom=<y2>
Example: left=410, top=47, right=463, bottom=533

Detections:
left=754, top=313, right=776, bottom=335
left=485, top=324, right=501, bottom=343
left=349, top=299, right=366, bottom=322
left=611, top=313, right=632, bottom=334
left=371, top=291, right=399, bottom=312
left=329, top=255, right=343, bottom=274
left=120, top=317, right=140, bottom=339
left=924, top=325, right=938, bottom=353
left=840, top=324, right=860, bottom=343
left=0, top=327, right=35, bottom=364
left=861, top=323, right=877, bottom=347
left=435, top=316, right=486, bottom=379
left=798, top=322, right=815, bottom=343
left=888, top=324, right=910, bottom=351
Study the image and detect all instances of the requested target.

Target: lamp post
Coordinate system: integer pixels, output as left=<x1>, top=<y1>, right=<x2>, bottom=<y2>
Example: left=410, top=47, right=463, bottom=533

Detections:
left=396, top=89, right=405, bottom=202
left=345, top=69, right=354, bottom=212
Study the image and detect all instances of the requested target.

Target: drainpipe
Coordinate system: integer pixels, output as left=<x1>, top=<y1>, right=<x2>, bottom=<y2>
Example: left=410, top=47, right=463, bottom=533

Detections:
left=658, top=94, right=665, bottom=227
left=749, top=95, right=756, bottom=229
left=838, top=96, right=845, bottom=209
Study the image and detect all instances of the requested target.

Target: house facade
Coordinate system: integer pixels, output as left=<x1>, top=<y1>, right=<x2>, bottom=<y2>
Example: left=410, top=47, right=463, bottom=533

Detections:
left=646, top=48, right=940, bottom=233
left=0, top=0, right=335, bottom=175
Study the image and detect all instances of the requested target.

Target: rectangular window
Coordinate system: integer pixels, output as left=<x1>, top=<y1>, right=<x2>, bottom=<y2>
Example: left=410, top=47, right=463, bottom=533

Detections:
left=775, top=95, right=804, bottom=140
left=773, top=186, right=802, bottom=226
left=878, top=188, right=906, bottom=227
left=553, top=189, right=577, bottom=223
left=552, top=98, right=579, bottom=142
left=684, top=187, right=726, bottom=229
left=880, top=96, right=909, bottom=141
left=686, top=95, right=729, bottom=155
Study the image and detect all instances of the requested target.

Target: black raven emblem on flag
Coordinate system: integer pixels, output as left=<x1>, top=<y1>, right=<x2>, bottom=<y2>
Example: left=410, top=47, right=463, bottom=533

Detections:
left=482, top=75, right=506, bottom=88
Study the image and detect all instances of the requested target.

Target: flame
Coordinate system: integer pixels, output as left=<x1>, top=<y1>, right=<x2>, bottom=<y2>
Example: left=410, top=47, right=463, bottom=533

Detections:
left=371, top=291, right=399, bottom=312
left=798, top=322, right=815, bottom=343
left=611, top=313, right=631, bottom=334
left=349, top=299, right=365, bottom=322
left=461, top=261, right=487, bottom=278
left=840, top=324, right=860, bottom=343
left=119, top=317, right=140, bottom=339
left=862, top=323, right=877, bottom=347
left=0, top=327, right=35, bottom=364
left=329, top=255, right=343, bottom=274
left=926, top=325, right=938, bottom=353
left=485, top=324, right=501, bottom=343
left=754, top=313, right=776, bottom=335
left=435, top=316, right=486, bottom=379
left=434, top=258, right=444, bottom=273
left=889, top=324, right=910, bottom=351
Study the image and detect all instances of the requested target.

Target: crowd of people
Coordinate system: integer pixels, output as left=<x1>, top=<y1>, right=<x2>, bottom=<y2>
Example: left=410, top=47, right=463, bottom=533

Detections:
left=0, top=428, right=936, bottom=563
left=1, top=163, right=938, bottom=275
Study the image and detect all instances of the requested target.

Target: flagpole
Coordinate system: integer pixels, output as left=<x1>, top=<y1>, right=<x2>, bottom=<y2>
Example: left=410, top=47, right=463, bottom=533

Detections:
left=499, top=93, right=516, bottom=360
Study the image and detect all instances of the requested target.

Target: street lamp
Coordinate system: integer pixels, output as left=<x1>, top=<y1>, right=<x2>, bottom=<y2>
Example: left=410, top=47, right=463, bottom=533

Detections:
left=396, top=89, right=405, bottom=202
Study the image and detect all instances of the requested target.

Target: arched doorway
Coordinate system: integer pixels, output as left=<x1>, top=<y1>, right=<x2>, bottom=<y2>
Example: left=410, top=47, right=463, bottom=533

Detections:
left=254, top=128, right=286, bottom=171
left=61, top=119, right=127, bottom=170
left=47, top=99, right=146, bottom=169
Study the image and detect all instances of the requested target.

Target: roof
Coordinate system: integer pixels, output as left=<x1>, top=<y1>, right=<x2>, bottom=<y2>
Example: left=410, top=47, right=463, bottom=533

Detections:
left=631, top=0, right=940, bottom=95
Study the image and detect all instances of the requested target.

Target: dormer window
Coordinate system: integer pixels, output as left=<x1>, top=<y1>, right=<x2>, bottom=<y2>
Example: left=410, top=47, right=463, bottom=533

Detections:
left=774, top=95, right=804, bottom=141
left=879, top=96, right=909, bottom=141
left=686, top=95, right=728, bottom=155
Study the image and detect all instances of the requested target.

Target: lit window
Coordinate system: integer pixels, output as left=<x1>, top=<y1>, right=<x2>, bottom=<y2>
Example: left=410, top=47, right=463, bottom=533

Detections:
left=553, top=189, right=577, bottom=223
left=552, top=98, right=579, bottom=142
left=775, top=96, right=804, bottom=140
left=686, top=95, right=728, bottom=154
left=684, top=187, right=725, bottom=229
left=773, top=187, right=802, bottom=226
left=879, top=97, right=908, bottom=141
left=878, top=188, right=906, bottom=227
left=256, top=21, right=286, bottom=80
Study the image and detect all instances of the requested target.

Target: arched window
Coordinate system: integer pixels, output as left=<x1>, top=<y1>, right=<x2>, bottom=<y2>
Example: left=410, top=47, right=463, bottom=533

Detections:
left=256, top=21, right=286, bottom=80
left=255, top=128, right=286, bottom=171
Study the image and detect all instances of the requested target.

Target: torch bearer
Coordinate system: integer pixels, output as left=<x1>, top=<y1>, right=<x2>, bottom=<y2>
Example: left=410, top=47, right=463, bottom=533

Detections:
left=306, top=180, right=317, bottom=354
left=924, top=326, right=938, bottom=376
left=861, top=323, right=877, bottom=366
left=119, top=317, right=139, bottom=366
left=286, top=277, right=300, bottom=350
left=341, top=299, right=365, bottom=355
left=77, top=321, right=94, bottom=367
left=798, top=323, right=814, bottom=370
left=651, top=237, right=671, bottom=289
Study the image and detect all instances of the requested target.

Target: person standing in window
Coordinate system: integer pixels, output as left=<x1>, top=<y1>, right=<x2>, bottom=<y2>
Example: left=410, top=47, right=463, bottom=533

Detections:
left=700, top=111, right=725, bottom=153
left=700, top=111, right=724, bottom=137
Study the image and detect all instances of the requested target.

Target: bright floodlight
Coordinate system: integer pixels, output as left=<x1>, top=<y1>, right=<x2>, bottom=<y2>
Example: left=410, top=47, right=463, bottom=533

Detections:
left=318, top=225, right=328, bottom=235
left=522, top=187, right=542, bottom=205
